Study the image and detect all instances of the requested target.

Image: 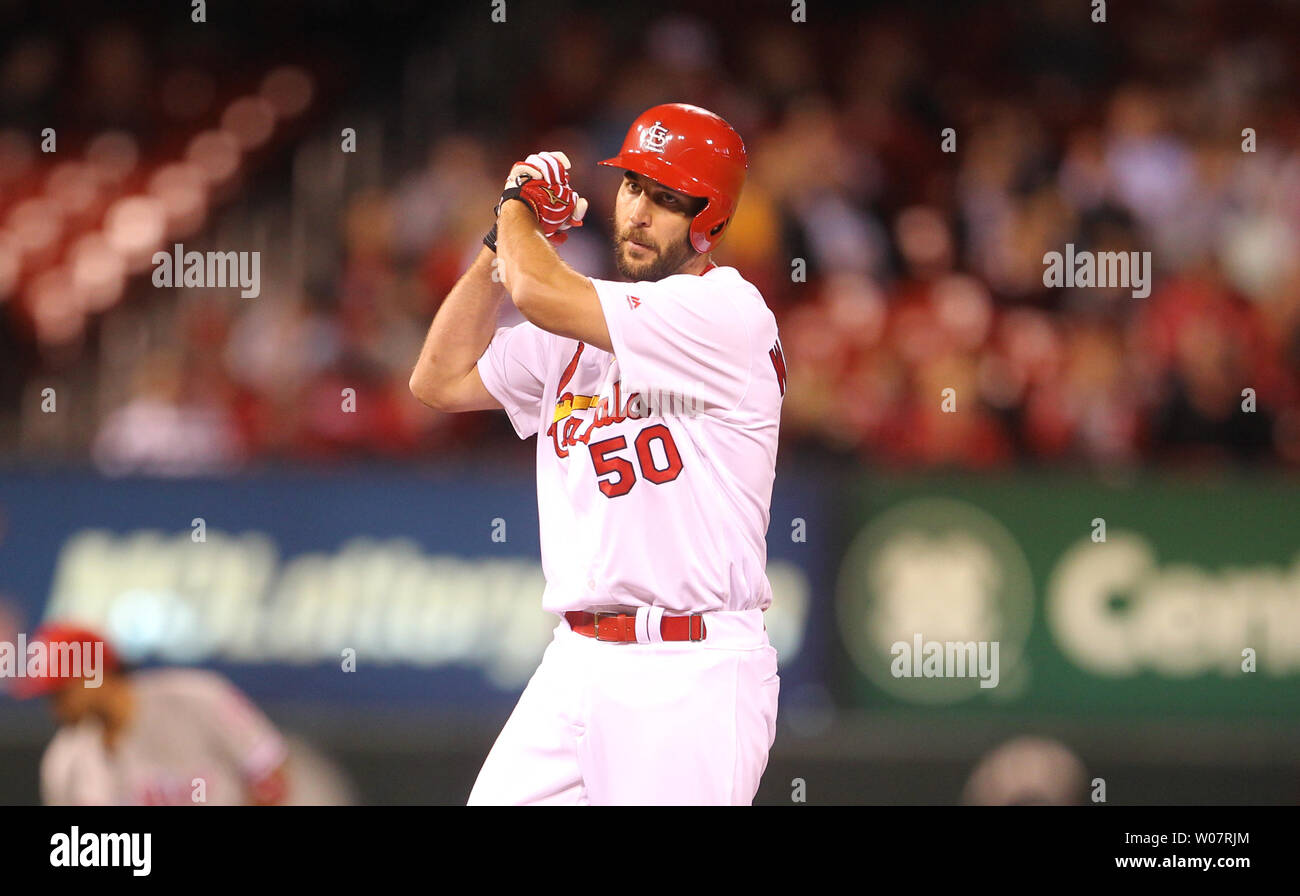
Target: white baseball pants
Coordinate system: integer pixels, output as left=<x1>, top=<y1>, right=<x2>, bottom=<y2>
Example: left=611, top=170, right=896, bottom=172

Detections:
left=467, top=609, right=780, bottom=806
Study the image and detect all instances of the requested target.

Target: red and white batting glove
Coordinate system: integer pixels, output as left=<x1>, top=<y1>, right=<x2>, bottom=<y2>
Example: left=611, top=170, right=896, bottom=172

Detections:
left=520, top=151, right=589, bottom=243
left=484, top=151, right=588, bottom=250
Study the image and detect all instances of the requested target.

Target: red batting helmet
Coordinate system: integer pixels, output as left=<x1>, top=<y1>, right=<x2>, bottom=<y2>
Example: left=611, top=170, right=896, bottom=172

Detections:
left=10, top=622, right=121, bottom=699
left=600, top=103, right=748, bottom=254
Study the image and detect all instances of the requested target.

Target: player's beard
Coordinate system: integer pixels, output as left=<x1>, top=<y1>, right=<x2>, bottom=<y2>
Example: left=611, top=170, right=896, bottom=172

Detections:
left=613, top=228, right=698, bottom=282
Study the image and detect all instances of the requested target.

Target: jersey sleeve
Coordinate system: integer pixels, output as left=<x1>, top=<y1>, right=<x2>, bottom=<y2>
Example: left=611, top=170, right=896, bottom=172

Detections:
left=475, top=322, right=553, bottom=439
left=40, top=727, right=113, bottom=805
left=589, top=276, right=753, bottom=414
left=185, top=673, right=289, bottom=787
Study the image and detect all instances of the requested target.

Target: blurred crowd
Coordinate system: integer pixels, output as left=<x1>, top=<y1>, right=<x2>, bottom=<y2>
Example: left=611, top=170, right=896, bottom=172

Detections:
left=2, top=0, right=1299, bottom=472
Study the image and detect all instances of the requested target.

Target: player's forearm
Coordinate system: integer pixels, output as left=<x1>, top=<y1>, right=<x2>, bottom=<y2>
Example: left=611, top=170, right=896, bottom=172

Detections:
left=497, top=202, right=602, bottom=342
left=493, top=204, right=611, bottom=351
left=497, top=202, right=565, bottom=301
left=409, top=246, right=504, bottom=404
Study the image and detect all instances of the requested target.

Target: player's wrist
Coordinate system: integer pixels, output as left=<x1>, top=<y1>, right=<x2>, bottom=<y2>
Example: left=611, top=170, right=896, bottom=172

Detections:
left=495, top=187, right=536, bottom=220
left=486, top=188, right=539, bottom=252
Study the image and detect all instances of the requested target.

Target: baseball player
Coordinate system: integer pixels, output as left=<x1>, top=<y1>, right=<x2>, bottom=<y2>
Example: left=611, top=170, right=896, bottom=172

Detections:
left=410, top=103, right=787, bottom=805
left=15, top=622, right=291, bottom=805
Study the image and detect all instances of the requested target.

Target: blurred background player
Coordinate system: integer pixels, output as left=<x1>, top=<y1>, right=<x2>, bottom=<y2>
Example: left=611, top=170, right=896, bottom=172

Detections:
left=962, top=736, right=1089, bottom=806
left=17, top=622, right=298, bottom=805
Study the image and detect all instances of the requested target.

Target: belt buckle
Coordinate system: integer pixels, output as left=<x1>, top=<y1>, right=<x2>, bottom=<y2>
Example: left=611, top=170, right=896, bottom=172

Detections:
left=688, top=613, right=704, bottom=642
left=592, top=612, right=610, bottom=641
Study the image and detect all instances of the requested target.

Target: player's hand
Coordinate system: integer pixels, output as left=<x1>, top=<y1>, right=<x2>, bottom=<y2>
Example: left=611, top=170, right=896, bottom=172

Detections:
left=519, top=152, right=589, bottom=243
left=487, top=152, right=588, bottom=249
left=247, top=762, right=289, bottom=806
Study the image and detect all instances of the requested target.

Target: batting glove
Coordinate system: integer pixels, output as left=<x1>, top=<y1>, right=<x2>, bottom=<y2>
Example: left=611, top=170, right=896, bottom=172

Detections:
left=484, top=152, right=588, bottom=251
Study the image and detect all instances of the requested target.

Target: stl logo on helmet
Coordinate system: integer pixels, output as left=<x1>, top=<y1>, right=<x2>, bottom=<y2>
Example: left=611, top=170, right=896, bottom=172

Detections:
left=639, top=122, right=671, bottom=153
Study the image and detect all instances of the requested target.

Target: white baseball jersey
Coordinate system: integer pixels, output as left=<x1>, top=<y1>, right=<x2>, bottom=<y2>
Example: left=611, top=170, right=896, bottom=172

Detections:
left=477, top=263, right=786, bottom=615
left=40, top=669, right=288, bottom=806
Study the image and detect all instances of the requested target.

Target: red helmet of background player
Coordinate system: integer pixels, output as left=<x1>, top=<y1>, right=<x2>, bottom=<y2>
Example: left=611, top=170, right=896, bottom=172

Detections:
left=10, top=622, right=121, bottom=699
left=600, top=103, right=748, bottom=254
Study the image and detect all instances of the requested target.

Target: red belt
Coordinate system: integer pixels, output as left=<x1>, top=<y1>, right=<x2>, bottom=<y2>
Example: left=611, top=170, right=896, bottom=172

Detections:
left=564, top=610, right=707, bottom=643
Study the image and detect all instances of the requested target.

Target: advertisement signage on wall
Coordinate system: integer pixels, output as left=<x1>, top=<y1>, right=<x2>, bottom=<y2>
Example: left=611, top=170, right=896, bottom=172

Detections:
left=833, top=475, right=1300, bottom=718
left=0, top=470, right=826, bottom=708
